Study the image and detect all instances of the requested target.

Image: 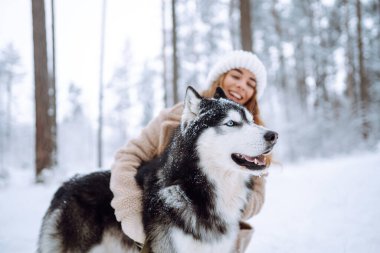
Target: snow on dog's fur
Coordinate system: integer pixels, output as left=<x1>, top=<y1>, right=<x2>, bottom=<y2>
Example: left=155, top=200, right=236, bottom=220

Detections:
left=37, top=87, right=278, bottom=253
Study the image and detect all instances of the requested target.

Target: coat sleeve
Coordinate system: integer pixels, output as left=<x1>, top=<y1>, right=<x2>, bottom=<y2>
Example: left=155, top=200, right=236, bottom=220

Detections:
left=109, top=103, right=183, bottom=244
left=241, top=176, right=266, bottom=219
left=110, top=108, right=171, bottom=243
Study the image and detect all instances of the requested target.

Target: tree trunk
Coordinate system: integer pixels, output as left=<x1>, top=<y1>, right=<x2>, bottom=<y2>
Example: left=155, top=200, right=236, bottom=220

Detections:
left=304, top=0, right=326, bottom=108
left=50, top=0, right=57, bottom=169
left=343, top=0, right=357, bottom=110
left=229, top=0, right=239, bottom=50
left=239, top=0, right=253, bottom=52
left=5, top=67, right=13, bottom=155
left=295, top=38, right=308, bottom=110
left=4, top=56, right=14, bottom=175
left=98, top=0, right=106, bottom=168
left=162, top=0, right=169, bottom=107
left=356, top=0, right=369, bottom=139
left=271, top=0, right=287, bottom=90
left=271, top=0, right=293, bottom=121
left=171, top=0, right=179, bottom=104
left=32, top=0, right=55, bottom=181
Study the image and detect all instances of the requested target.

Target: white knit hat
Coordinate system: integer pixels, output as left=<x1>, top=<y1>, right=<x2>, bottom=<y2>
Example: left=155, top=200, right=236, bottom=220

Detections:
left=206, top=50, right=267, bottom=99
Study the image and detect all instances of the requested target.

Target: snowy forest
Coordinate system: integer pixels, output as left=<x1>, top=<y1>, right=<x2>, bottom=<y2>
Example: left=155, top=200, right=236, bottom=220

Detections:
left=0, top=0, right=379, bottom=182
left=1, top=1, right=380, bottom=252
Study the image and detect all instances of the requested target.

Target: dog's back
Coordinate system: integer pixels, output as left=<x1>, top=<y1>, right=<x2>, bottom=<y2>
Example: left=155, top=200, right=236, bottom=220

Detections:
left=37, top=171, right=138, bottom=253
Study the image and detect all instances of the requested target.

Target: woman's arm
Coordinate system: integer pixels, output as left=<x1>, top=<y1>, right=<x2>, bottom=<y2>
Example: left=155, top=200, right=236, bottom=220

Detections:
left=110, top=104, right=183, bottom=243
left=110, top=117, right=162, bottom=243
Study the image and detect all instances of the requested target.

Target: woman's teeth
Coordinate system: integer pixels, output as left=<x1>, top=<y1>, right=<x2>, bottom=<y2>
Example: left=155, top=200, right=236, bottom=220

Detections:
left=230, top=91, right=242, bottom=100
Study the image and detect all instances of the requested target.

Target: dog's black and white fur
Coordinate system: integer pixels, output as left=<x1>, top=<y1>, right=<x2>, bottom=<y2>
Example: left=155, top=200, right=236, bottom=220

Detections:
left=37, top=87, right=278, bottom=253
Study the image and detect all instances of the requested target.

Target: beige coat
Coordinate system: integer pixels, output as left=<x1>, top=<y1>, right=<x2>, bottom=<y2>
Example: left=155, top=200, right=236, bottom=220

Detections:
left=110, top=102, right=266, bottom=253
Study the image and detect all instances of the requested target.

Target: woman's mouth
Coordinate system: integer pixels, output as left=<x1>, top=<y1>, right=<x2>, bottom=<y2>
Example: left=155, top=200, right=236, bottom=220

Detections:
left=229, top=91, right=242, bottom=101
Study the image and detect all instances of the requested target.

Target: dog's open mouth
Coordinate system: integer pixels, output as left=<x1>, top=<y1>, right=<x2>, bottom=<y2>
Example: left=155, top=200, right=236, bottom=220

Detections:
left=231, top=153, right=267, bottom=170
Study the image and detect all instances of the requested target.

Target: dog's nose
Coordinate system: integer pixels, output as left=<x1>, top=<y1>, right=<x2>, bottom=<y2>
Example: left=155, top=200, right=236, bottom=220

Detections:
left=264, top=131, right=278, bottom=144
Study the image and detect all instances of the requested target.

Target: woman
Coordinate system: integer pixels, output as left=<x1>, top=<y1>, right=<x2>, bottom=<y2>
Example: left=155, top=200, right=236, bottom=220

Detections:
left=110, top=50, right=270, bottom=252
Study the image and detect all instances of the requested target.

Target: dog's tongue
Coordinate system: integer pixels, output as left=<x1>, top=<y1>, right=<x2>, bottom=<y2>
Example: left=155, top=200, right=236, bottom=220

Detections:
left=243, top=154, right=266, bottom=166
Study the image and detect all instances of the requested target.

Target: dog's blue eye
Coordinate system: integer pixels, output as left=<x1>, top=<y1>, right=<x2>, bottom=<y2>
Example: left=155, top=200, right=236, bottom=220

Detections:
left=225, top=120, right=235, bottom=127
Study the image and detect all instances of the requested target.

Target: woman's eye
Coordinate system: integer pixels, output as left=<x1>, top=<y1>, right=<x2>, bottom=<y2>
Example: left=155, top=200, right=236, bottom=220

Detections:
left=248, top=82, right=255, bottom=88
left=225, top=120, right=235, bottom=127
left=232, top=75, right=240, bottom=79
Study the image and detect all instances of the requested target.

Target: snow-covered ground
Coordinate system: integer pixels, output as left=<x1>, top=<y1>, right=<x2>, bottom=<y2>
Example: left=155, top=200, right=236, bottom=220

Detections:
left=1, top=150, right=379, bottom=253
left=249, top=150, right=380, bottom=253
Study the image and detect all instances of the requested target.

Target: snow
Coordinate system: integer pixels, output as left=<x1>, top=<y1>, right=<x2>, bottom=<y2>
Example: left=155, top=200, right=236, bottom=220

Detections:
left=1, top=150, right=380, bottom=253
left=248, top=150, right=380, bottom=253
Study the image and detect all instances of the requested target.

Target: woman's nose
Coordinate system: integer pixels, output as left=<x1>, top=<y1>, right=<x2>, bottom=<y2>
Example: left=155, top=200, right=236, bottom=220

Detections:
left=236, top=80, right=245, bottom=90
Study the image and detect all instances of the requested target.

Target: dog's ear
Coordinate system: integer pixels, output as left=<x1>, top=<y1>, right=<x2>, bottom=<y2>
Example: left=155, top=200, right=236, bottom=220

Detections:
left=214, top=87, right=227, bottom=99
left=181, top=86, right=202, bottom=132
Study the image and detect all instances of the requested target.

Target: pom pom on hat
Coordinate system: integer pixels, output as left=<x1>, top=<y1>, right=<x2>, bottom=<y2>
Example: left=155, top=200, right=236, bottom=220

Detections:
left=206, top=50, right=267, bottom=99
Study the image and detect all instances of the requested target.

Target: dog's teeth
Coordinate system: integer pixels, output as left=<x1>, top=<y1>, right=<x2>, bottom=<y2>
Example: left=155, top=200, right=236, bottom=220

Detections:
left=254, top=158, right=258, bottom=164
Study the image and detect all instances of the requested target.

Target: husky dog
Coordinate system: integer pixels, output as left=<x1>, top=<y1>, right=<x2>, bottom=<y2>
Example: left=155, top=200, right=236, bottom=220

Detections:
left=37, top=87, right=278, bottom=253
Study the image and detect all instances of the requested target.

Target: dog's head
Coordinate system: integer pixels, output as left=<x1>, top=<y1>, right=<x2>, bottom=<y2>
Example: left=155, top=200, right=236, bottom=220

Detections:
left=181, top=86, right=278, bottom=176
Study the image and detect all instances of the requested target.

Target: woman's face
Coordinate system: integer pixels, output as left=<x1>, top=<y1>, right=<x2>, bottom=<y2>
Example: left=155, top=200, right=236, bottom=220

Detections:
left=220, top=68, right=256, bottom=105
